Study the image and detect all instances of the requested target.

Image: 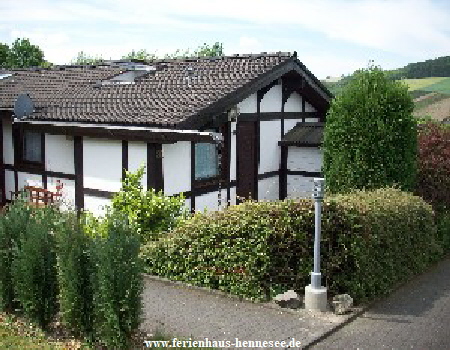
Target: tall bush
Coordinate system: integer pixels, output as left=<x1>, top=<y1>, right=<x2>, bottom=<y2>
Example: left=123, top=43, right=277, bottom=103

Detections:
left=11, top=205, right=59, bottom=328
left=415, top=120, right=450, bottom=251
left=323, top=65, right=417, bottom=194
left=56, top=211, right=94, bottom=337
left=0, top=199, right=34, bottom=311
left=415, top=120, right=450, bottom=211
left=90, top=211, right=143, bottom=349
left=112, top=165, right=187, bottom=242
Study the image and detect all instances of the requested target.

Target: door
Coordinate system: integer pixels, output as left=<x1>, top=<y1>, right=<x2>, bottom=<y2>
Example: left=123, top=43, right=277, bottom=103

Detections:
left=236, top=121, right=257, bottom=201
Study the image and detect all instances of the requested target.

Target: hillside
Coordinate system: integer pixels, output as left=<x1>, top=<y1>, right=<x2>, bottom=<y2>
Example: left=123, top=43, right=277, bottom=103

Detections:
left=404, top=77, right=450, bottom=122
left=322, top=58, right=450, bottom=123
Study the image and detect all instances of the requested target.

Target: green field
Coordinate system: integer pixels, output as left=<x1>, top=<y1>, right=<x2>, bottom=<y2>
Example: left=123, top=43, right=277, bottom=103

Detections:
left=402, top=77, right=448, bottom=91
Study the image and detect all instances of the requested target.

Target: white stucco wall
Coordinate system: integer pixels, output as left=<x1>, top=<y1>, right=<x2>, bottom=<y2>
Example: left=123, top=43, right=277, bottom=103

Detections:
left=195, top=189, right=228, bottom=212
left=5, top=170, right=14, bottom=200
left=284, top=92, right=303, bottom=112
left=305, top=101, right=316, bottom=112
left=84, top=195, right=111, bottom=217
left=237, top=93, right=257, bottom=113
left=284, top=119, right=303, bottom=134
left=260, top=84, right=282, bottom=113
left=17, top=171, right=42, bottom=189
left=45, top=134, right=75, bottom=174
left=259, top=120, right=281, bottom=174
left=258, top=176, right=279, bottom=201
left=287, top=175, right=314, bottom=199
left=163, top=141, right=191, bottom=195
left=47, top=177, right=76, bottom=210
left=287, top=147, right=323, bottom=172
left=228, top=186, right=237, bottom=206
left=128, top=141, right=147, bottom=188
left=3, top=120, right=14, bottom=165
left=83, top=138, right=122, bottom=192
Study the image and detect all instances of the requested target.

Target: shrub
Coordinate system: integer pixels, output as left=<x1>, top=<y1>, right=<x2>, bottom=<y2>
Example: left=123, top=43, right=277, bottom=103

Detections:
left=415, top=120, right=450, bottom=252
left=142, top=188, right=440, bottom=303
left=323, top=65, right=417, bottom=194
left=415, top=120, right=450, bottom=211
left=11, top=204, right=59, bottom=328
left=90, top=210, right=143, bottom=349
left=0, top=199, right=34, bottom=312
left=56, top=211, right=94, bottom=337
left=112, top=165, right=187, bottom=242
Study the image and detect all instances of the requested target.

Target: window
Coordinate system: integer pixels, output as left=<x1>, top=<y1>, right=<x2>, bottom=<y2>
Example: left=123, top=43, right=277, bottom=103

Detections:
left=195, top=143, right=219, bottom=180
left=23, top=131, right=43, bottom=163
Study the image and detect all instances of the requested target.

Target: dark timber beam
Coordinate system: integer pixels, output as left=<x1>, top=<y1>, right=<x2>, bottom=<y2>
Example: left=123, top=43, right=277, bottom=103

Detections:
left=122, top=140, right=128, bottom=181
left=74, top=136, right=84, bottom=211
left=147, top=143, right=164, bottom=192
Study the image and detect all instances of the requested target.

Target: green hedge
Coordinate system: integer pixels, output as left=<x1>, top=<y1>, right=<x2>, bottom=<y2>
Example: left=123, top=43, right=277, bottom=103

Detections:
left=0, top=200, right=143, bottom=348
left=90, top=212, right=143, bottom=349
left=0, top=199, right=34, bottom=312
left=10, top=203, right=60, bottom=328
left=142, top=188, right=441, bottom=303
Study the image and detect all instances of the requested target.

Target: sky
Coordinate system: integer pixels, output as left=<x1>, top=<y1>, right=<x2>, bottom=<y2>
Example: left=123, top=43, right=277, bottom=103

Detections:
left=0, top=0, right=449, bottom=79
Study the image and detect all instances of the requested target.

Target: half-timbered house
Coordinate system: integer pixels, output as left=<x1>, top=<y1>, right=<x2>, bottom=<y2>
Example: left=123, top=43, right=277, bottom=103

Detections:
left=0, top=52, right=332, bottom=214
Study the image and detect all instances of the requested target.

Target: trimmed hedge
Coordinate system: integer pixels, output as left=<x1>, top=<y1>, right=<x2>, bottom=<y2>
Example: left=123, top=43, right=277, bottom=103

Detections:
left=142, top=188, right=440, bottom=303
left=323, top=66, right=417, bottom=194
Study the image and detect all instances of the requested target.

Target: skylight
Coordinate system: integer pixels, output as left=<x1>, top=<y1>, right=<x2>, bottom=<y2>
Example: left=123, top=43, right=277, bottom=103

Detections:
left=100, top=64, right=156, bottom=86
left=0, top=73, right=12, bottom=80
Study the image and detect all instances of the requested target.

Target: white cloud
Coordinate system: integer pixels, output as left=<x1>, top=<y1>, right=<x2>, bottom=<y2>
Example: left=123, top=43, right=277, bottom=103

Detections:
left=1, top=0, right=449, bottom=68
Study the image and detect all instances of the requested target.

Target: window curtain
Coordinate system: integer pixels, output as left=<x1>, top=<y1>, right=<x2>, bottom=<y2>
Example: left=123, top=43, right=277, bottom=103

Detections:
left=195, top=143, right=218, bottom=180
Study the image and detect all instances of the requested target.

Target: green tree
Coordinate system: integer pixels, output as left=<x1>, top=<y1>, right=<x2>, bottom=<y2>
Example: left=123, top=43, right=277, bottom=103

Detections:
left=71, top=51, right=104, bottom=65
left=194, top=42, right=224, bottom=57
left=164, top=42, right=224, bottom=59
left=122, top=49, right=156, bottom=61
left=0, top=43, right=9, bottom=68
left=322, top=65, right=417, bottom=194
left=8, top=38, right=45, bottom=68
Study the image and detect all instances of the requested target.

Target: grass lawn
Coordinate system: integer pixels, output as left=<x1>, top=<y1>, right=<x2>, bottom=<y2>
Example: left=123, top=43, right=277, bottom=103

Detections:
left=0, top=313, right=86, bottom=349
left=0, top=312, right=216, bottom=349
left=402, top=77, right=448, bottom=91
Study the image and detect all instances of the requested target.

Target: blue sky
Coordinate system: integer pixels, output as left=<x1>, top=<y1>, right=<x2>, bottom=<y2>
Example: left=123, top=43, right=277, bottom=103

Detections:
left=1, top=0, right=449, bottom=79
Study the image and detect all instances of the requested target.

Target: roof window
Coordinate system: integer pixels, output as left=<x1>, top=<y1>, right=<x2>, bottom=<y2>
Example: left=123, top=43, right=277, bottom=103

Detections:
left=99, top=64, right=156, bottom=86
left=0, top=73, right=12, bottom=80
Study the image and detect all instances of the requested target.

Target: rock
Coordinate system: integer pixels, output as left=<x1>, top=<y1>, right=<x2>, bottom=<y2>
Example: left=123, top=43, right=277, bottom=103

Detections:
left=332, top=294, right=353, bottom=314
left=273, top=289, right=302, bottom=309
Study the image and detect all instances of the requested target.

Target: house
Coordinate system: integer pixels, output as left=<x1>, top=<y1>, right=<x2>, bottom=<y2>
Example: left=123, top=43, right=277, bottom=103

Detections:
left=0, top=52, right=332, bottom=214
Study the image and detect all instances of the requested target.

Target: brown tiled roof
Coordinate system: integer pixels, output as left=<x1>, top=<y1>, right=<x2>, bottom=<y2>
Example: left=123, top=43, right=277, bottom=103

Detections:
left=279, top=122, right=324, bottom=146
left=0, top=53, right=327, bottom=128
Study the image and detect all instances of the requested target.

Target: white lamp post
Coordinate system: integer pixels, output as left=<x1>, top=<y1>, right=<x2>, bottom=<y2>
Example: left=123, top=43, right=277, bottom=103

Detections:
left=304, top=178, right=328, bottom=312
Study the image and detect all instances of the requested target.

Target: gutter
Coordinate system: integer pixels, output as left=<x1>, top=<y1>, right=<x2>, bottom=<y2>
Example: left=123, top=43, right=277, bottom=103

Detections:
left=15, top=120, right=223, bottom=143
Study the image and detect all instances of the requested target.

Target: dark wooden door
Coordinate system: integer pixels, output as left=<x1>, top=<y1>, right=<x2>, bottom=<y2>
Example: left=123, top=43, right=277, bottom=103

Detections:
left=236, top=121, right=257, bottom=200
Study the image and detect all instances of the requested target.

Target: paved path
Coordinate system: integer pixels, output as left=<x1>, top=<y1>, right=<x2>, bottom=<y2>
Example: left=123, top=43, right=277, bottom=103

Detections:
left=310, top=258, right=450, bottom=350
left=140, top=275, right=354, bottom=349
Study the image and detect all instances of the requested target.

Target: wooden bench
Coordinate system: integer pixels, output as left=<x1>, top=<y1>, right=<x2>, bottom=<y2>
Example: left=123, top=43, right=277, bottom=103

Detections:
left=11, top=186, right=62, bottom=208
